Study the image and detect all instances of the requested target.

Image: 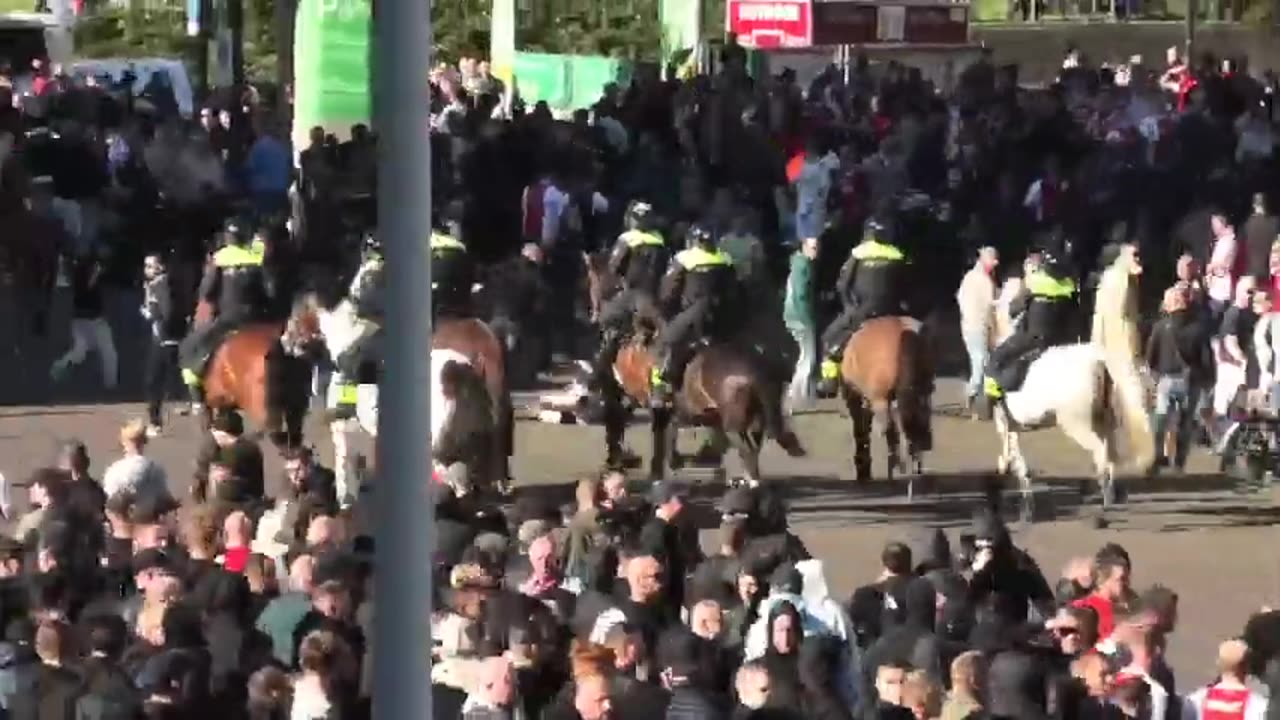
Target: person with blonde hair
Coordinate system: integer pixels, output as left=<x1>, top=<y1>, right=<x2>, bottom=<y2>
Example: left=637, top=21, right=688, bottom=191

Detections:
left=902, top=669, right=943, bottom=720
left=102, top=418, right=169, bottom=502
left=1181, top=639, right=1268, bottom=719
left=940, top=651, right=984, bottom=720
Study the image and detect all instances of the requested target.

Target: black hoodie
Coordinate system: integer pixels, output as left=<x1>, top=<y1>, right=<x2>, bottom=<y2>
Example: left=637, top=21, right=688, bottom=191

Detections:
left=859, top=576, right=943, bottom=708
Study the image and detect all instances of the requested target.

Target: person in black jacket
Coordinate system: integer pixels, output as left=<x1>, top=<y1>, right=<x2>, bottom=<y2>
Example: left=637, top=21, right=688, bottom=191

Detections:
left=1145, top=286, right=1209, bottom=472
left=141, top=253, right=184, bottom=436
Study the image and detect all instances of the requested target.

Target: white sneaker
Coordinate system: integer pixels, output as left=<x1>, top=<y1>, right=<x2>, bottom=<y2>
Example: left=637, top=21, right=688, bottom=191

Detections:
left=145, top=424, right=162, bottom=439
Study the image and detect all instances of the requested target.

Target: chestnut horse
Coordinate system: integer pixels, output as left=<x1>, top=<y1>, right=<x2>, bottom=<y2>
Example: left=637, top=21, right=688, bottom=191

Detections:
left=838, top=316, right=934, bottom=495
left=432, top=317, right=514, bottom=487
left=585, top=252, right=804, bottom=484
left=191, top=299, right=311, bottom=448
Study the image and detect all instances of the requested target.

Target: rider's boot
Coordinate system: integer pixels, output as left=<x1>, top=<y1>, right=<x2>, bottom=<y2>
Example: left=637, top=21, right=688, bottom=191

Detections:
left=327, top=372, right=359, bottom=422
left=817, top=353, right=842, bottom=398
left=181, top=368, right=205, bottom=417
left=650, top=354, right=676, bottom=410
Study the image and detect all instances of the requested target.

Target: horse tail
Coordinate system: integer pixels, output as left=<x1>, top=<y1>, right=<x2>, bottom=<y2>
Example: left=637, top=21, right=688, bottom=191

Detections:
left=895, top=326, right=934, bottom=452
left=1100, top=349, right=1155, bottom=473
left=751, top=374, right=806, bottom=458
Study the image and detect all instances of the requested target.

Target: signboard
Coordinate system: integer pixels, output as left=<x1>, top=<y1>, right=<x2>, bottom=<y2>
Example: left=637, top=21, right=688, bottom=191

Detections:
left=810, top=0, right=967, bottom=46
left=726, top=0, right=813, bottom=49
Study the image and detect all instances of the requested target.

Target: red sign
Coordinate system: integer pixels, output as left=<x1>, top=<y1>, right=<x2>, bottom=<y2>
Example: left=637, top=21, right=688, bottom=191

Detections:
left=727, top=0, right=813, bottom=49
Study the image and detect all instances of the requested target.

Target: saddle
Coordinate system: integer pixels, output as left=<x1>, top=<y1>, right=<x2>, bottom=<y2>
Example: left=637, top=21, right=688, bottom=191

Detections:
left=995, top=347, right=1047, bottom=395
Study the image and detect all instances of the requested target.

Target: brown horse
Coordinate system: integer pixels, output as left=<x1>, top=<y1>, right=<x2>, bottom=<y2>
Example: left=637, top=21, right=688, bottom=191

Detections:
left=839, top=316, right=934, bottom=492
left=584, top=248, right=804, bottom=483
left=432, top=317, right=514, bottom=487
left=192, top=299, right=311, bottom=448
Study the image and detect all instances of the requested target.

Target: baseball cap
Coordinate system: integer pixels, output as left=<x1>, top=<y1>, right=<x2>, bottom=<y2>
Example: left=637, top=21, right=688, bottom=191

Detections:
left=648, top=481, right=689, bottom=506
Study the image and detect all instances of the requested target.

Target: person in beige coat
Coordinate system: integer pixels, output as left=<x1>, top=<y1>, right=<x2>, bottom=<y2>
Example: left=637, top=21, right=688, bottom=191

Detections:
left=1091, top=242, right=1143, bottom=359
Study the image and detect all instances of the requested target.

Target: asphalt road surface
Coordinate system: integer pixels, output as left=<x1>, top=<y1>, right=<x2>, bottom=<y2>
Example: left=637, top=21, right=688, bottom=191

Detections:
left=3, top=283, right=1279, bottom=688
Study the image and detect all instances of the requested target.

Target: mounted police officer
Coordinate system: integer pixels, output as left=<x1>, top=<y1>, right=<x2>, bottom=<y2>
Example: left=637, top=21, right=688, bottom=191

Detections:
left=591, top=200, right=669, bottom=388
left=817, top=216, right=910, bottom=396
left=650, top=223, right=738, bottom=407
left=981, top=250, right=1078, bottom=415
left=432, top=201, right=473, bottom=320
left=179, top=219, right=271, bottom=413
left=328, top=233, right=386, bottom=419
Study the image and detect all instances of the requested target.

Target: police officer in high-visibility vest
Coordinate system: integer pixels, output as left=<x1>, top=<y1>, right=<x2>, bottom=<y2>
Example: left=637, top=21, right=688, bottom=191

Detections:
left=179, top=220, right=271, bottom=412
left=591, top=200, right=669, bottom=388
left=431, top=206, right=474, bottom=320
left=329, top=233, right=387, bottom=418
left=817, top=216, right=910, bottom=395
left=650, top=223, right=739, bottom=407
left=981, top=251, right=1077, bottom=413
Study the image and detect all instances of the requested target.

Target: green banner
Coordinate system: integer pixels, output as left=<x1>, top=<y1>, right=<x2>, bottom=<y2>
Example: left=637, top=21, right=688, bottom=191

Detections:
left=292, top=0, right=372, bottom=152
left=659, top=0, right=701, bottom=67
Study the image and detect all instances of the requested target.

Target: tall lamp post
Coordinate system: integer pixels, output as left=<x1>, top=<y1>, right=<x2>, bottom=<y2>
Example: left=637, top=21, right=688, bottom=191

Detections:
left=372, top=0, right=433, bottom=715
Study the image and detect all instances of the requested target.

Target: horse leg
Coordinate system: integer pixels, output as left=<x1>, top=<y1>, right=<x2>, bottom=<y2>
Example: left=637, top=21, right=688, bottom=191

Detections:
left=1060, top=411, right=1114, bottom=527
left=877, top=401, right=903, bottom=485
left=649, top=407, right=669, bottom=481
left=731, top=430, right=763, bottom=488
left=848, top=389, right=872, bottom=482
left=996, top=406, right=1034, bottom=522
left=330, top=418, right=361, bottom=508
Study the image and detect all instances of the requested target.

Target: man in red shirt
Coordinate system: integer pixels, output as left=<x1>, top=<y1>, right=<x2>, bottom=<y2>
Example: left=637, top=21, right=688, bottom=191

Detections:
left=1072, top=544, right=1132, bottom=640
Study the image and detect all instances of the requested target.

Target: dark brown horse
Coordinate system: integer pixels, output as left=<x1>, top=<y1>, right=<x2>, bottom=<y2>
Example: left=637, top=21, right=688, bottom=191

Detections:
left=584, top=251, right=804, bottom=483
left=838, top=316, right=934, bottom=493
left=192, top=299, right=311, bottom=448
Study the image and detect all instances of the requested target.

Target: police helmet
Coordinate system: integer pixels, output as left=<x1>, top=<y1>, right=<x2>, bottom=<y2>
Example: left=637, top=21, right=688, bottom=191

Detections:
left=686, top=222, right=715, bottom=248
left=224, top=219, right=250, bottom=245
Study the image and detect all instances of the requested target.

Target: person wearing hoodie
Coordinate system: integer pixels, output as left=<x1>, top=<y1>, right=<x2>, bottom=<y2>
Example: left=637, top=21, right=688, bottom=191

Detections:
left=859, top=576, right=943, bottom=709
left=761, top=601, right=805, bottom=713
left=659, top=629, right=726, bottom=720
left=966, top=510, right=1055, bottom=649
left=906, top=528, right=972, bottom=647
left=799, top=636, right=853, bottom=720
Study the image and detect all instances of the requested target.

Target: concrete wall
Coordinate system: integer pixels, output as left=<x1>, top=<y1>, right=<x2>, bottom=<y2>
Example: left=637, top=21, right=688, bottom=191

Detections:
left=972, top=21, right=1280, bottom=83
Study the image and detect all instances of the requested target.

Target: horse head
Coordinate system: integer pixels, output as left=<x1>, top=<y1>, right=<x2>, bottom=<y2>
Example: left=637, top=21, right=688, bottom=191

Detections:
left=282, top=293, right=326, bottom=357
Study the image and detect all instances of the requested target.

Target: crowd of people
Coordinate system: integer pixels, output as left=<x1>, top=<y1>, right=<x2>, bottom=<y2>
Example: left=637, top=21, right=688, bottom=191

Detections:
left=2, top=17, right=1280, bottom=720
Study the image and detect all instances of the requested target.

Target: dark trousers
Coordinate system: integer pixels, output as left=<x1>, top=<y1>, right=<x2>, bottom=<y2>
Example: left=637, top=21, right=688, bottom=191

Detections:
left=145, top=340, right=180, bottom=426
left=657, top=304, right=714, bottom=384
left=986, top=331, right=1042, bottom=390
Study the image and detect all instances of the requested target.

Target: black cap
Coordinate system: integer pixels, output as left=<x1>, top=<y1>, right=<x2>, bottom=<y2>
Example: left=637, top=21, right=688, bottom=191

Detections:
left=132, top=548, right=177, bottom=577
left=210, top=409, right=244, bottom=436
left=130, top=492, right=180, bottom=525
left=657, top=629, right=701, bottom=677
left=719, top=487, right=755, bottom=517
left=648, top=481, right=688, bottom=506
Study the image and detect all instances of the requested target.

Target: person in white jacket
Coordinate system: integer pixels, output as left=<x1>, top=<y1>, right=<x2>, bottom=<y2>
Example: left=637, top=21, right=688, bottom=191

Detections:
left=1182, top=639, right=1269, bottom=720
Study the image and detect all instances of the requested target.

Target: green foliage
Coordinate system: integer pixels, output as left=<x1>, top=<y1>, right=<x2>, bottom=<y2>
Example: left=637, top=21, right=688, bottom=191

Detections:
left=74, top=6, right=199, bottom=59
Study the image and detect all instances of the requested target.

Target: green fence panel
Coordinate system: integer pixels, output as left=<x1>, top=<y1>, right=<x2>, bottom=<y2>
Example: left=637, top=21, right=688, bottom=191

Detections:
left=513, top=52, right=572, bottom=109
left=568, top=55, right=632, bottom=109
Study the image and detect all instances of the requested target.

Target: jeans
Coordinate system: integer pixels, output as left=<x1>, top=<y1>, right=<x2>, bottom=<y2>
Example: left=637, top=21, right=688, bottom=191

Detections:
left=962, top=328, right=988, bottom=399
left=1152, top=374, right=1195, bottom=466
left=51, top=316, right=118, bottom=388
left=145, top=340, right=179, bottom=426
left=787, top=324, right=816, bottom=409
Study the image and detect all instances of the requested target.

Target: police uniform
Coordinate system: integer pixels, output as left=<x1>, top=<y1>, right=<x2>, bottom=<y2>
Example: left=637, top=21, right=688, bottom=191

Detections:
left=818, top=224, right=909, bottom=387
left=651, top=228, right=737, bottom=404
left=431, top=230, right=473, bottom=319
left=328, top=240, right=386, bottom=417
left=982, top=263, right=1077, bottom=399
left=179, top=236, right=270, bottom=404
left=592, top=207, right=669, bottom=384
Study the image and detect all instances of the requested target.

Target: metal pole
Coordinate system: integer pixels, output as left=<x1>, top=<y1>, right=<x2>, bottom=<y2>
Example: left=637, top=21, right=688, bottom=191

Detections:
left=1184, top=0, right=1197, bottom=64
left=373, top=0, right=432, bottom=711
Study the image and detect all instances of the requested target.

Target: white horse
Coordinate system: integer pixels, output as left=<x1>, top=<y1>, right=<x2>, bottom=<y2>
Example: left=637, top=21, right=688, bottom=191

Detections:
left=991, top=246, right=1154, bottom=523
